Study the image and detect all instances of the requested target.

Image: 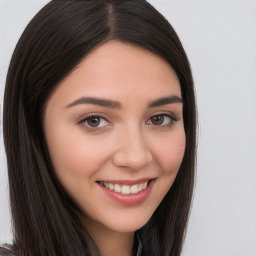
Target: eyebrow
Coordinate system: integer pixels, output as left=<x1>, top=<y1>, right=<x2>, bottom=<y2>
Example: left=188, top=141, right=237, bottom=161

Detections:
left=66, top=95, right=183, bottom=109
left=66, top=97, right=122, bottom=109
left=148, top=95, right=183, bottom=107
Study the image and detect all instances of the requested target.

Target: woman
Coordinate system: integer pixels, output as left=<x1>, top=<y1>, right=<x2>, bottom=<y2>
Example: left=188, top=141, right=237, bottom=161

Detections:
left=1, top=0, right=197, bottom=255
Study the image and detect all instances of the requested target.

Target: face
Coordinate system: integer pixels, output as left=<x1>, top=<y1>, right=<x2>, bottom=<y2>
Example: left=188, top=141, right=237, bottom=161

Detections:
left=43, top=41, right=185, bottom=234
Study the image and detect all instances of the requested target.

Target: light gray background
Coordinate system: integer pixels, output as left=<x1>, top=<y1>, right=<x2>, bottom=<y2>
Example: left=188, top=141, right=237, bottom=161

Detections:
left=0, top=0, right=256, bottom=255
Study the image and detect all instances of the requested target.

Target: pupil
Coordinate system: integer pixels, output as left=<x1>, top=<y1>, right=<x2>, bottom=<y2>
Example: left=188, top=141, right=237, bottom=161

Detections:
left=152, top=115, right=164, bottom=125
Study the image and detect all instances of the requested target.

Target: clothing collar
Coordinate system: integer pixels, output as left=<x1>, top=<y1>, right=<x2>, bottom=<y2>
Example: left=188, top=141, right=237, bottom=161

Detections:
left=134, top=232, right=142, bottom=256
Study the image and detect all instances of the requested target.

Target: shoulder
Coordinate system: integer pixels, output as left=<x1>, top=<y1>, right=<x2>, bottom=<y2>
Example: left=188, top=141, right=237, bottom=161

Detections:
left=0, top=245, right=15, bottom=256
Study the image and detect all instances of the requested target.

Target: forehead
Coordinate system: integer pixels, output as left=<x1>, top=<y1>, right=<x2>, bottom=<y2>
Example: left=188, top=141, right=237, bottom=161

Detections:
left=50, top=40, right=181, bottom=106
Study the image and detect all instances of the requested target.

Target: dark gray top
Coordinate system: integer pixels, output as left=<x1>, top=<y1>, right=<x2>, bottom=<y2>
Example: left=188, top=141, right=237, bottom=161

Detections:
left=0, top=234, right=143, bottom=256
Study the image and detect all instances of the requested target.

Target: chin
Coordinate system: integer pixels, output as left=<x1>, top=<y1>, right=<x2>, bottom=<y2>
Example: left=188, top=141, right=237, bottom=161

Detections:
left=102, top=211, right=153, bottom=233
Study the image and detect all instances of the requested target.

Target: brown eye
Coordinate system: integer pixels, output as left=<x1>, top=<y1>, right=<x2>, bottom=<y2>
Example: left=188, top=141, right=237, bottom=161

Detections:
left=78, top=115, right=109, bottom=129
left=148, top=114, right=177, bottom=127
left=87, top=117, right=101, bottom=127
left=151, top=115, right=165, bottom=125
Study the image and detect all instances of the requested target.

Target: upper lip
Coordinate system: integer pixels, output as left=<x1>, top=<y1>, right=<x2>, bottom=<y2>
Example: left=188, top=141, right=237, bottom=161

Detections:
left=97, top=178, right=156, bottom=185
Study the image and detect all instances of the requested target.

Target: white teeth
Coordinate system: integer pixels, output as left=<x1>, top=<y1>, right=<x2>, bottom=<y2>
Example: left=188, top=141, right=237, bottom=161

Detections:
left=121, top=185, right=131, bottom=195
left=114, top=184, right=121, bottom=193
left=142, top=182, right=148, bottom=189
left=101, top=181, right=150, bottom=195
left=130, top=184, right=140, bottom=194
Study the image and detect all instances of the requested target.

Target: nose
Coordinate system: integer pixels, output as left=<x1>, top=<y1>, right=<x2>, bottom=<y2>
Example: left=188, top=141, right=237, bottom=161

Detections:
left=112, top=126, right=153, bottom=170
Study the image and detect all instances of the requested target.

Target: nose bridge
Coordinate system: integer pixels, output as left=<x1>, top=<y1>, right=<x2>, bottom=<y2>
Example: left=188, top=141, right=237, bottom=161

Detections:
left=113, top=123, right=152, bottom=170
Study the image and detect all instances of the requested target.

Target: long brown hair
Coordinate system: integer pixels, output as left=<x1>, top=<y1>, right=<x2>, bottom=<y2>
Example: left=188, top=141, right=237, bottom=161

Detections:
left=3, top=0, right=197, bottom=255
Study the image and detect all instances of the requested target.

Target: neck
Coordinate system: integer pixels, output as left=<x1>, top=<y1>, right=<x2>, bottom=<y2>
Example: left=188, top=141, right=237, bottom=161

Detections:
left=94, top=229, right=135, bottom=256
left=82, top=218, right=135, bottom=256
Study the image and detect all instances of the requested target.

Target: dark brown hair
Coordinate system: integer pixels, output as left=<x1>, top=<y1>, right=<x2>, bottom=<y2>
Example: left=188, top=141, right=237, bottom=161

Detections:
left=3, top=0, right=197, bottom=255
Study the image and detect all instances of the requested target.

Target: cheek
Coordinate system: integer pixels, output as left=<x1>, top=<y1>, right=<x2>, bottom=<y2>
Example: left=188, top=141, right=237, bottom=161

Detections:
left=151, top=130, right=186, bottom=174
left=149, top=129, right=186, bottom=206
left=45, top=124, right=112, bottom=183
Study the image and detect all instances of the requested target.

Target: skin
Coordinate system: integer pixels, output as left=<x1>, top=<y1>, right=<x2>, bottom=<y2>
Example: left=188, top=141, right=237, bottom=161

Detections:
left=43, top=41, right=186, bottom=256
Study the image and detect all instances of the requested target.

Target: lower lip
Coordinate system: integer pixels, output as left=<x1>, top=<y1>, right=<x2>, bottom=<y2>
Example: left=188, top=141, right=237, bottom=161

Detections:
left=98, top=180, right=156, bottom=206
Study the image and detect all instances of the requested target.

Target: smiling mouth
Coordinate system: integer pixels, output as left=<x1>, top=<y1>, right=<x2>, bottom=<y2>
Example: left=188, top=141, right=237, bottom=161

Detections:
left=97, top=180, right=152, bottom=195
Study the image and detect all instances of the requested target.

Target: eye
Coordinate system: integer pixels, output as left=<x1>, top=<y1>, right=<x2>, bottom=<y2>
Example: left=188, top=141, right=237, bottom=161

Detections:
left=148, top=114, right=177, bottom=126
left=78, top=115, right=109, bottom=129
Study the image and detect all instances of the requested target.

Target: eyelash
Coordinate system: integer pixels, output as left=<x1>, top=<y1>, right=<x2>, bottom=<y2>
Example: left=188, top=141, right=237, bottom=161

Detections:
left=77, top=114, right=110, bottom=131
left=146, top=114, right=178, bottom=127
left=77, top=113, right=178, bottom=131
